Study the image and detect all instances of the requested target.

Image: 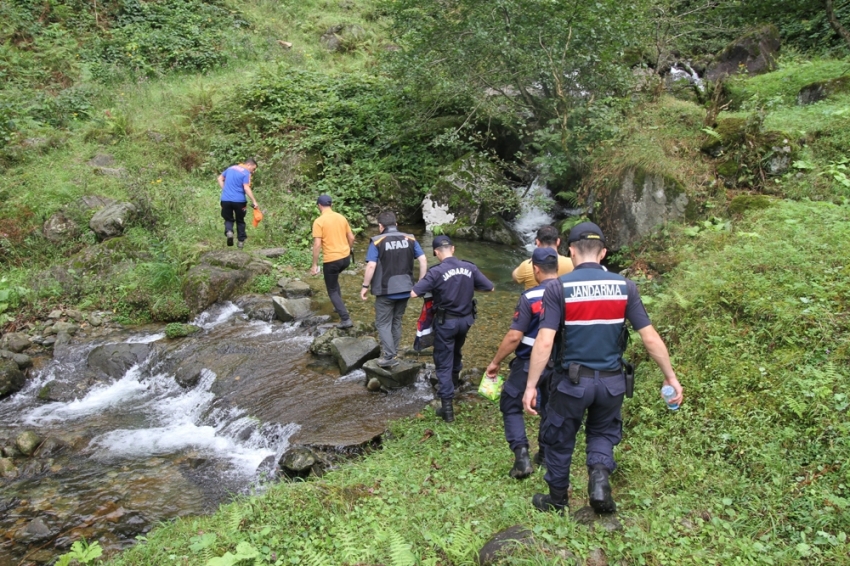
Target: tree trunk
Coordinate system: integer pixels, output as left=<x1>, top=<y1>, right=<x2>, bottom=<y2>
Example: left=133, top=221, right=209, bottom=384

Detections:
left=825, top=0, right=850, bottom=50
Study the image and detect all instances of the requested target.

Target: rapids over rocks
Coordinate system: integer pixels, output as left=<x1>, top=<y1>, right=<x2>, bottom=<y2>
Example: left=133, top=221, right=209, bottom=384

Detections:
left=0, top=231, right=533, bottom=564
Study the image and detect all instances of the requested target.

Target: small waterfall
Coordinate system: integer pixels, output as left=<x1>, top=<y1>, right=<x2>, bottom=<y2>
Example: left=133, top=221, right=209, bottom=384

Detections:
left=512, top=178, right=557, bottom=251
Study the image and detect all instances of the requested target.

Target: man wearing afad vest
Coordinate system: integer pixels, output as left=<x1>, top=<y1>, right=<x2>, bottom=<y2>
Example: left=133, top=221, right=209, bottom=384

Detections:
left=361, top=211, right=427, bottom=368
left=523, top=222, right=684, bottom=515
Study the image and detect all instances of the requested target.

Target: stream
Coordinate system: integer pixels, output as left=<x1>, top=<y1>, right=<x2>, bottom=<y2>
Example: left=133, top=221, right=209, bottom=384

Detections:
left=1, top=230, right=531, bottom=565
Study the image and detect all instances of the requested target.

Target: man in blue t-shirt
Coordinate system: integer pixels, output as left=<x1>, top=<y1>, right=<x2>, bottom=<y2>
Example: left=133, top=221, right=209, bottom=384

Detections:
left=217, top=159, right=259, bottom=249
left=360, top=211, right=428, bottom=368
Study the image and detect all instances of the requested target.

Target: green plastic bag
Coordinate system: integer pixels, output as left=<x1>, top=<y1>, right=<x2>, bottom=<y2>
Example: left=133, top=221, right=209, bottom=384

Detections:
left=478, top=373, right=504, bottom=402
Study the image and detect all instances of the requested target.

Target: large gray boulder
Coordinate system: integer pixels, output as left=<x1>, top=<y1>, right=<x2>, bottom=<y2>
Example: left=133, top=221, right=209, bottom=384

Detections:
left=43, top=211, right=80, bottom=243
left=0, top=360, right=25, bottom=398
left=87, top=343, right=152, bottom=380
left=281, top=280, right=312, bottom=299
left=89, top=201, right=137, bottom=240
left=272, top=296, right=312, bottom=322
left=706, top=25, right=780, bottom=81
left=598, top=168, right=690, bottom=251
left=363, top=359, right=422, bottom=389
left=182, top=251, right=273, bottom=314
left=330, top=336, right=380, bottom=374
left=1, top=332, right=31, bottom=353
left=278, top=446, right=323, bottom=479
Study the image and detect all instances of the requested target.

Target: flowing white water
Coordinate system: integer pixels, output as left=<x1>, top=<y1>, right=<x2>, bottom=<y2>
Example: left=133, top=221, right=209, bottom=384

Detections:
left=512, top=178, right=557, bottom=251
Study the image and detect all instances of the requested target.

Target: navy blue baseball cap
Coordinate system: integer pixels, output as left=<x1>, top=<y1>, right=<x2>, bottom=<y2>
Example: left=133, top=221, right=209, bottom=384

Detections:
left=567, top=222, right=606, bottom=245
left=316, top=194, right=332, bottom=206
left=432, top=234, right=453, bottom=255
left=531, top=247, right=558, bottom=266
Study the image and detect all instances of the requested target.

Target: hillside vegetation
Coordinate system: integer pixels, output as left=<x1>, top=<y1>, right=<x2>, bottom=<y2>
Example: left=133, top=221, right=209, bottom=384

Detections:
left=2, top=0, right=850, bottom=564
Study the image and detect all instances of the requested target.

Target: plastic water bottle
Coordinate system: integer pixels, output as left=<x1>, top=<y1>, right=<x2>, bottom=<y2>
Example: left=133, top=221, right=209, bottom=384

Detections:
left=661, top=385, right=679, bottom=411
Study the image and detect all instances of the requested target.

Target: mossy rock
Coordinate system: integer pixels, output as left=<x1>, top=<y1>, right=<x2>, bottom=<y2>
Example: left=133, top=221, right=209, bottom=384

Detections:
left=165, top=323, right=201, bottom=339
left=728, top=194, right=774, bottom=215
left=797, top=76, right=850, bottom=106
left=717, top=160, right=739, bottom=178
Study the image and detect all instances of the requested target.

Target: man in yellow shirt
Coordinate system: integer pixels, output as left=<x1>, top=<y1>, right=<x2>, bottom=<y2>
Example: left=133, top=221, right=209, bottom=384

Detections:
left=512, top=225, right=573, bottom=289
left=310, top=195, right=356, bottom=328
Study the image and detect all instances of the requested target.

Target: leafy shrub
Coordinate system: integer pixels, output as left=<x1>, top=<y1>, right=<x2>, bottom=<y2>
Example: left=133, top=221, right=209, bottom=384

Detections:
left=87, top=0, right=245, bottom=79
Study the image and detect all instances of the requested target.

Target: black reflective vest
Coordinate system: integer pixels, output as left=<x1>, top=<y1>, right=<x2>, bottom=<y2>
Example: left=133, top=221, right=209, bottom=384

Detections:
left=370, top=229, right=417, bottom=296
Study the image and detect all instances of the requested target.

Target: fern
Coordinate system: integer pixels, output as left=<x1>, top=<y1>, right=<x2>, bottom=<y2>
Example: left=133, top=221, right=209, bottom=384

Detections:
left=337, top=524, right=372, bottom=564
left=386, top=529, right=417, bottom=566
left=437, top=523, right=481, bottom=563
left=303, top=546, right=335, bottom=566
left=226, top=506, right=245, bottom=534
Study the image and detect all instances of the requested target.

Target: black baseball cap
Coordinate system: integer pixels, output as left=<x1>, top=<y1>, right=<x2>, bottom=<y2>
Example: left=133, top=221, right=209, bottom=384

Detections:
left=567, top=222, right=606, bottom=245
left=531, top=247, right=558, bottom=266
left=432, top=234, right=453, bottom=255
left=317, top=194, right=332, bottom=206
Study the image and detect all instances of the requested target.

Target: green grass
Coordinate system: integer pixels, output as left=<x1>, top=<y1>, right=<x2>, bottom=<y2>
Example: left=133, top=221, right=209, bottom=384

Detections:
left=726, top=57, right=850, bottom=108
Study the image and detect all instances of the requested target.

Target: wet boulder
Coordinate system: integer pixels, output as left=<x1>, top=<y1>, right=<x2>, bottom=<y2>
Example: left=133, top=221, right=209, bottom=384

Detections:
left=0, top=359, right=26, bottom=398
left=272, top=296, right=312, bottom=322
left=234, top=294, right=277, bottom=322
left=1, top=332, right=31, bottom=353
left=15, top=517, right=55, bottom=544
left=278, top=446, right=323, bottom=479
left=33, top=436, right=68, bottom=458
left=0, top=457, right=17, bottom=478
left=16, top=430, right=42, bottom=456
left=164, top=323, right=201, bottom=339
left=706, top=25, right=780, bottom=81
left=87, top=343, right=152, bottom=381
left=363, top=359, right=422, bottom=389
left=89, top=201, right=137, bottom=240
left=330, top=337, right=380, bottom=374
left=182, top=251, right=272, bottom=315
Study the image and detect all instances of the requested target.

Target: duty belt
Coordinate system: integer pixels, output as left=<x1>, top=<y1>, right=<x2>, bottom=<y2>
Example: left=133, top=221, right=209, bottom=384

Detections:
left=576, top=365, right=623, bottom=378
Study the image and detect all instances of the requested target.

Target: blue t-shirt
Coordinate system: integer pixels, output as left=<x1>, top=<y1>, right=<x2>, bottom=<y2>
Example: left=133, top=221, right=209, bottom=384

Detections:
left=220, top=165, right=251, bottom=203
left=366, top=239, right=425, bottom=299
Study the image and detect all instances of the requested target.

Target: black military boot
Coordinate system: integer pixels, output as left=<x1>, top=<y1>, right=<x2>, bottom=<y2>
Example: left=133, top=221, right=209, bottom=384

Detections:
left=588, top=464, right=616, bottom=513
left=435, top=398, right=454, bottom=423
left=533, top=447, right=545, bottom=467
left=509, top=446, right=533, bottom=479
left=532, top=487, right=567, bottom=515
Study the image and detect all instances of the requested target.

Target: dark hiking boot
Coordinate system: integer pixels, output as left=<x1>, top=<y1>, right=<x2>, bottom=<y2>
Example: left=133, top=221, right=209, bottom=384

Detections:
left=532, top=487, right=567, bottom=515
left=509, top=446, right=533, bottom=479
left=237, top=240, right=244, bottom=249
left=435, top=398, right=454, bottom=423
left=337, top=319, right=353, bottom=329
left=226, top=231, right=234, bottom=247
left=588, top=464, right=616, bottom=514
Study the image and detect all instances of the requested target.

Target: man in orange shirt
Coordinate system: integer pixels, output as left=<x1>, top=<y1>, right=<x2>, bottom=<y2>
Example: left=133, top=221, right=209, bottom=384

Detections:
left=310, top=195, right=356, bottom=328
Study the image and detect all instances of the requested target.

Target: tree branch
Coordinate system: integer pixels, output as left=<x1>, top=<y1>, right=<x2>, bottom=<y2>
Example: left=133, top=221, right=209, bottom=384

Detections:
left=825, top=0, right=850, bottom=50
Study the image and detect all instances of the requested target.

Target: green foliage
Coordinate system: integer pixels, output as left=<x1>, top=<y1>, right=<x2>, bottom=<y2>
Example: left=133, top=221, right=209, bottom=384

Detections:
left=164, top=323, right=200, bottom=339
left=727, top=58, right=850, bottom=109
left=250, top=274, right=276, bottom=294
left=55, top=539, right=103, bottom=565
left=87, top=0, right=245, bottom=80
